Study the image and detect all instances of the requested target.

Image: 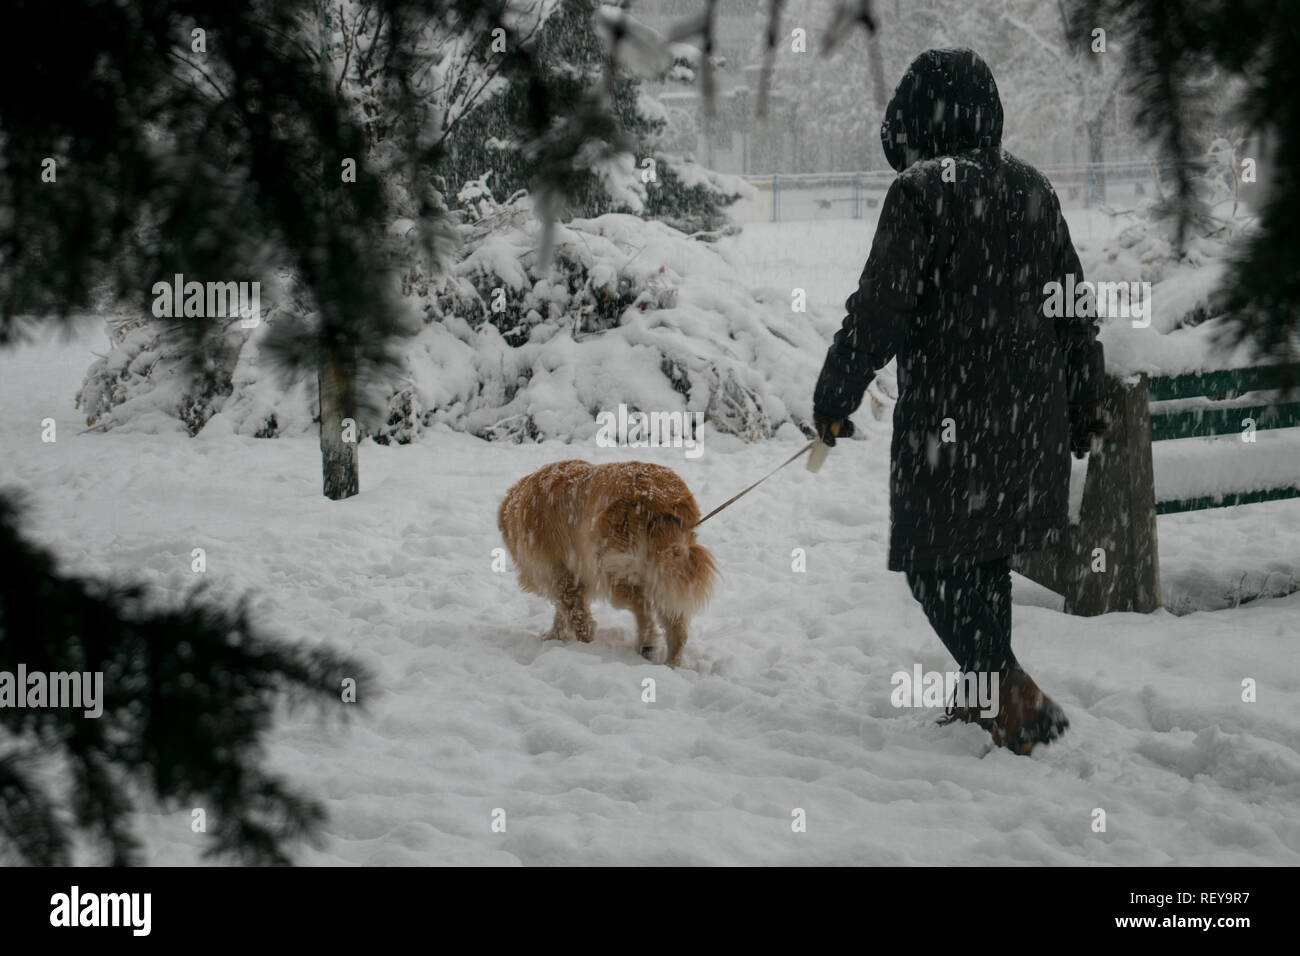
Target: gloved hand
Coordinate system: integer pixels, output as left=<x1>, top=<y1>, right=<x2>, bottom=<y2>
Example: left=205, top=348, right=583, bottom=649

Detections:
left=1068, top=402, right=1110, bottom=458
left=813, top=413, right=855, bottom=447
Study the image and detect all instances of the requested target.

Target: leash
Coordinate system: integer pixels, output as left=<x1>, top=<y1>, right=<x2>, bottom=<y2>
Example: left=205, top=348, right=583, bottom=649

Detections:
left=692, top=441, right=816, bottom=528
left=693, top=423, right=843, bottom=529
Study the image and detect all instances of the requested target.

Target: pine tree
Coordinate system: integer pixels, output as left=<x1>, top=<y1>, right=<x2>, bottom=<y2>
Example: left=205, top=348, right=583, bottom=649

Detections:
left=1072, top=0, right=1300, bottom=374
left=0, top=0, right=618, bottom=864
left=0, top=496, right=363, bottom=865
left=442, top=0, right=741, bottom=235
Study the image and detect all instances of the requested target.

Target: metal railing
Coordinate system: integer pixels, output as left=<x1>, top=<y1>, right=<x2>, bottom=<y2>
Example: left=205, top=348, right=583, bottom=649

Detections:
left=739, top=159, right=1189, bottom=222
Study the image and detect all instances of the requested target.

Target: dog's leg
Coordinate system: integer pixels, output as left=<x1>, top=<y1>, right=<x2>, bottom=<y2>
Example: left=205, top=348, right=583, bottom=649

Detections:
left=542, top=605, right=568, bottom=642
left=558, top=572, right=595, bottom=643
left=609, top=580, right=657, bottom=658
left=534, top=562, right=573, bottom=641
left=660, top=613, right=689, bottom=668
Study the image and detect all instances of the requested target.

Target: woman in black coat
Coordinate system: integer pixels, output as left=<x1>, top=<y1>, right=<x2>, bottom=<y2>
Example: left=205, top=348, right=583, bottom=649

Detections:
left=812, top=48, right=1109, bottom=754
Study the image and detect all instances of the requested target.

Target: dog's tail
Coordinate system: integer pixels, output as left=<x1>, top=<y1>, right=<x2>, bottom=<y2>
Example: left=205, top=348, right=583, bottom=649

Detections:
left=646, top=513, right=717, bottom=617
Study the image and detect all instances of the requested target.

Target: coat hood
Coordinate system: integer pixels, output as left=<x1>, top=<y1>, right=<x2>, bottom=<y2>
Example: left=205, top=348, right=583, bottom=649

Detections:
left=880, top=48, right=1004, bottom=173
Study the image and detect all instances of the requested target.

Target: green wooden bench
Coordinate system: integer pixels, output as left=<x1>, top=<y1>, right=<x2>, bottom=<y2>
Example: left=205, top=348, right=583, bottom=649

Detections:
left=1012, top=365, right=1297, bottom=615
left=1148, top=365, right=1300, bottom=513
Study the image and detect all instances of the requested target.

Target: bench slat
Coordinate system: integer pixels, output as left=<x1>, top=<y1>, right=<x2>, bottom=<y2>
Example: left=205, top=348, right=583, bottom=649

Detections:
left=1150, top=401, right=1300, bottom=440
left=1147, top=366, right=1286, bottom=401
left=1156, top=485, right=1300, bottom=514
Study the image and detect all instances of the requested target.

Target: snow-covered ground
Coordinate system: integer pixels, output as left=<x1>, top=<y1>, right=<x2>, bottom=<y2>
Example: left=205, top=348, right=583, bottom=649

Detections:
left=2, top=215, right=1298, bottom=866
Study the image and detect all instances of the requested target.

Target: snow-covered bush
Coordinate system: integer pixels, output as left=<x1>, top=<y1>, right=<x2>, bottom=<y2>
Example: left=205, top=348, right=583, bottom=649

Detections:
left=78, top=315, right=237, bottom=436
left=78, top=193, right=827, bottom=445
left=1081, top=196, right=1261, bottom=375
left=77, top=294, right=318, bottom=439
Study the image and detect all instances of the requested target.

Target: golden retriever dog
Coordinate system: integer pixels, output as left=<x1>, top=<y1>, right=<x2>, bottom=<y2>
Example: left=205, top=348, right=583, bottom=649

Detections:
left=498, top=461, right=717, bottom=666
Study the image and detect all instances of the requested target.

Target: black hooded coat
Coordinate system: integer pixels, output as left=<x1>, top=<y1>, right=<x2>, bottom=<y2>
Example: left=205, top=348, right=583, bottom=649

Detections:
left=813, top=48, right=1106, bottom=572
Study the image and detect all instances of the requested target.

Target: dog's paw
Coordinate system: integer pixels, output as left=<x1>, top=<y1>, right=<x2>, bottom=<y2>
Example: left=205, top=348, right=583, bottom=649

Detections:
left=639, top=644, right=668, bottom=665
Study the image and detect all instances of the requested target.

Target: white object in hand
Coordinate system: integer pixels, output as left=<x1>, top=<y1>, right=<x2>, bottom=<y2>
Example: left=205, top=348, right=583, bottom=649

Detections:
left=806, top=439, right=832, bottom=473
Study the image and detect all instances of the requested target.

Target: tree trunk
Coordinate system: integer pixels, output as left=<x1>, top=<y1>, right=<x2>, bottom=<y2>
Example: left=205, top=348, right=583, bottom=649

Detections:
left=1087, top=116, right=1106, bottom=205
left=1011, top=374, right=1161, bottom=615
left=1066, top=373, right=1160, bottom=615
left=319, top=342, right=359, bottom=500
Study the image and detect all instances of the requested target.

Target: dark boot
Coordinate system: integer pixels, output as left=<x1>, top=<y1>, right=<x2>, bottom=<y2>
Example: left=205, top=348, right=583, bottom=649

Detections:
left=936, top=671, right=1000, bottom=729
left=990, top=668, right=1069, bottom=755
left=936, top=706, right=977, bottom=726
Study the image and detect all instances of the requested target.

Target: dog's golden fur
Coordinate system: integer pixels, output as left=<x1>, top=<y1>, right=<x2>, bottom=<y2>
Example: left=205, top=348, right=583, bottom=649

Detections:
left=498, top=460, right=717, bottom=666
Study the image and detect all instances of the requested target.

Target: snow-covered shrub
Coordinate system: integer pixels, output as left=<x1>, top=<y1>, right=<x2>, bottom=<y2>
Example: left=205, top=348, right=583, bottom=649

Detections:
left=455, top=172, right=518, bottom=225
left=79, top=315, right=243, bottom=436
left=1080, top=195, right=1260, bottom=375
left=77, top=295, right=320, bottom=439
left=390, top=193, right=823, bottom=443
left=645, top=160, right=751, bottom=238
left=78, top=193, right=827, bottom=445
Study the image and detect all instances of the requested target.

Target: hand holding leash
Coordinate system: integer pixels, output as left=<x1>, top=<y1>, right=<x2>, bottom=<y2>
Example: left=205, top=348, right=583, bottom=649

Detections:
left=807, top=416, right=852, bottom=473
left=813, top=414, right=854, bottom=446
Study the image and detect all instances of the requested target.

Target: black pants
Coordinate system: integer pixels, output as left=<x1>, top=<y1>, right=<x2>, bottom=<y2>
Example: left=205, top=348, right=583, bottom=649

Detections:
left=905, top=556, right=1018, bottom=681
